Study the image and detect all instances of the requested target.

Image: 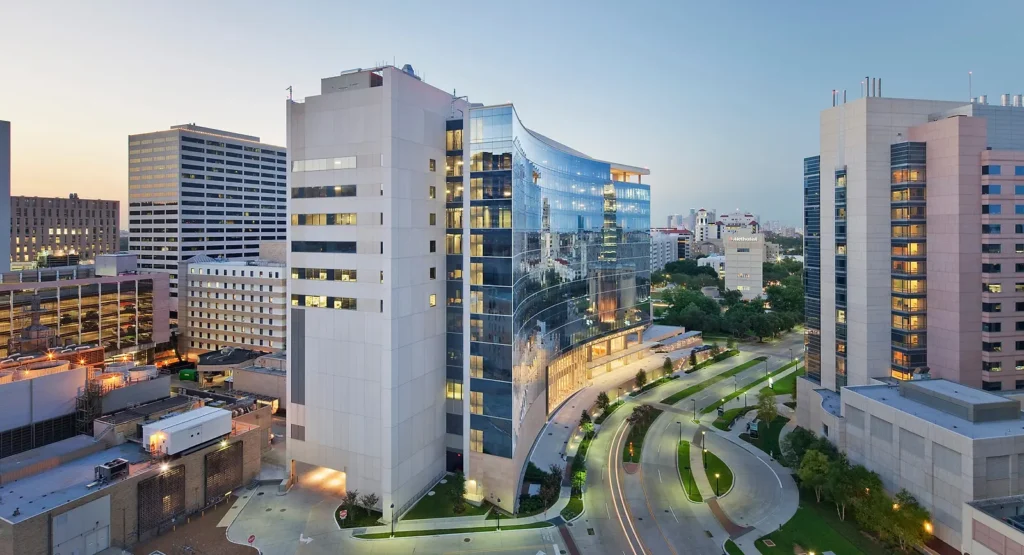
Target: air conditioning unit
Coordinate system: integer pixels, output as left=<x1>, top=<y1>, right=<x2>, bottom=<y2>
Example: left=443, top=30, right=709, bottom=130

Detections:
left=95, top=458, right=130, bottom=482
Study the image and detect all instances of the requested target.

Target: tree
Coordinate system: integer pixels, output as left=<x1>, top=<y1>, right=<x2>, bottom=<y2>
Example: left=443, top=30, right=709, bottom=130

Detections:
left=579, top=410, right=592, bottom=426
left=360, top=492, right=380, bottom=512
left=890, top=489, right=931, bottom=551
left=722, top=289, right=743, bottom=306
left=848, top=465, right=883, bottom=518
left=571, top=470, right=586, bottom=496
left=342, top=489, right=360, bottom=520
left=448, top=472, right=467, bottom=514
left=635, top=369, right=648, bottom=390
left=780, top=426, right=816, bottom=467
left=662, top=357, right=673, bottom=373
left=749, top=314, right=773, bottom=342
left=596, top=391, right=611, bottom=412
left=689, top=350, right=698, bottom=368
left=726, top=336, right=735, bottom=350
left=539, top=464, right=563, bottom=507
left=825, top=455, right=855, bottom=520
left=797, top=449, right=831, bottom=502
left=581, top=421, right=594, bottom=437
left=755, top=389, right=778, bottom=430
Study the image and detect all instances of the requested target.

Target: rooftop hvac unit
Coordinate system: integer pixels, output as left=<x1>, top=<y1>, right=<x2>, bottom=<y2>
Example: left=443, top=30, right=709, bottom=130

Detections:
left=94, top=458, right=130, bottom=482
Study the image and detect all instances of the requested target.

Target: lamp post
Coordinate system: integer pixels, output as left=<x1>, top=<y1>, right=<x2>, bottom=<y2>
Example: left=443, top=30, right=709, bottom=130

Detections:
left=701, top=430, right=705, bottom=449
left=715, top=473, right=720, bottom=496
left=703, top=448, right=708, bottom=469
left=684, top=465, right=690, bottom=496
left=692, top=399, right=696, bottom=422
left=789, top=347, right=795, bottom=362
left=676, top=421, right=682, bottom=443
left=389, top=503, right=395, bottom=538
left=764, top=358, right=769, bottom=378
left=496, top=498, right=502, bottom=531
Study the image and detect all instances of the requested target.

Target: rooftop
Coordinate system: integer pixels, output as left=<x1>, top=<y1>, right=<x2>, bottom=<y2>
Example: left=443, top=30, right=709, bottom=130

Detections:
left=96, top=395, right=193, bottom=425
left=236, top=363, right=285, bottom=377
left=185, top=255, right=285, bottom=268
left=0, top=440, right=149, bottom=524
left=846, top=381, right=1024, bottom=439
left=198, top=348, right=262, bottom=367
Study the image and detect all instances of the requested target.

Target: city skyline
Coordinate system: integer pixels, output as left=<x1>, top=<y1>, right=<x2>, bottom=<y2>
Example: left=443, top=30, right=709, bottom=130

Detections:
left=5, top=1, right=1024, bottom=227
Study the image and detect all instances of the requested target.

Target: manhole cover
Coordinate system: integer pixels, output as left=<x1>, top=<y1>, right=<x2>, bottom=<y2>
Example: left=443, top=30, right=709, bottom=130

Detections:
left=463, top=538, right=471, bottom=543
left=762, top=539, right=776, bottom=547
left=561, top=551, right=567, bottom=555
left=280, top=509, right=286, bottom=512
left=664, top=510, right=669, bottom=513
left=587, top=528, right=595, bottom=536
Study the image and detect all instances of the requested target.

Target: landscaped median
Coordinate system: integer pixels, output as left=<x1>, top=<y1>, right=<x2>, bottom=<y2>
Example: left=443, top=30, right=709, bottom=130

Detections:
left=741, top=415, right=789, bottom=459
left=354, top=521, right=552, bottom=540
left=685, top=348, right=738, bottom=374
left=660, top=356, right=768, bottom=406
left=677, top=440, right=702, bottom=502
left=712, top=406, right=755, bottom=431
left=700, top=360, right=802, bottom=415
left=703, top=449, right=733, bottom=497
left=621, top=406, right=663, bottom=463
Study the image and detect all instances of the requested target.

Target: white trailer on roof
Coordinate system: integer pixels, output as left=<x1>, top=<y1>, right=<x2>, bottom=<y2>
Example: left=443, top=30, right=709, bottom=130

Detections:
left=142, top=406, right=231, bottom=456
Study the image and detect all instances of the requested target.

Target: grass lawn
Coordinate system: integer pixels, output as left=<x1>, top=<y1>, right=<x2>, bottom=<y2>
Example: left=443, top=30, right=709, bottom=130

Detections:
left=740, top=415, right=789, bottom=461
left=630, top=374, right=679, bottom=396
left=703, top=450, right=733, bottom=497
left=335, top=506, right=384, bottom=529
left=756, top=488, right=891, bottom=555
left=355, top=521, right=552, bottom=539
left=594, top=400, right=624, bottom=425
left=677, top=440, right=703, bottom=502
left=560, top=496, right=583, bottom=521
left=712, top=406, right=755, bottom=431
left=724, top=539, right=743, bottom=555
left=700, top=361, right=800, bottom=415
left=761, top=365, right=805, bottom=396
left=622, top=408, right=663, bottom=463
left=661, top=356, right=768, bottom=405
left=685, top=349, right=738, bottom=373
left=402, top=479, right=490, bottom=520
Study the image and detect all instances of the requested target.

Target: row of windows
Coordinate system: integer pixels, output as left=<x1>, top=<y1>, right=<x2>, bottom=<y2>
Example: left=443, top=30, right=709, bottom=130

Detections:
left=981, top=302, right=1024, bottom=312
left=982, top=263, right=1024, bottom=273
left=291, top=268, right=358, bottom=282
left=290, top=241, right=357, bottom=254
left=981, top=185, right=1024, bottom=195
left=291, top=294, right=357, bottom=310
left=291, top=185, right=357, bottom=199
left=982, top=283, right=1024, bottom=293
left=290, top=213, right=357, bottom=226
left=291, top=157, right=356, bottom=172
left=188, top=267, right=282, bottom=278
left=982, top=165, right=1024, bottom=176
left=982, top=204, right=1024, bottom=215
left=984, top=321, right=1024, bottom=333
left=980, top=341, right=1024, bottom=352
left=982, top=363, right=1024, bottom=376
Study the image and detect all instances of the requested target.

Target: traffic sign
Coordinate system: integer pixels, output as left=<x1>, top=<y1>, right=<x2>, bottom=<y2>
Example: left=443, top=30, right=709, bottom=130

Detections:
left=338, top=509, right=348, bottom=520
left=248, top=535, right=255, bottom=544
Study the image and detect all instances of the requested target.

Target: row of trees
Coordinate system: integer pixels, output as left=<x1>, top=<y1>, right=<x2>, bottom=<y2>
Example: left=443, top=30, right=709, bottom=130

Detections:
left=659, top=287, right=801, bottom=341
left=652, top=259, right=720, bottom=291
left=784, top=428, right=932, bottom=552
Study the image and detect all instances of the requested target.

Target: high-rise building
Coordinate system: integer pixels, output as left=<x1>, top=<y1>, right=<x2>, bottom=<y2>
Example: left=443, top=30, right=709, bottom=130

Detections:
left=651, top=230, right=679, bottom=270
left=0, top=121, right=11, bottom=273
left=286, top=65, right=650, bottom=515
left=127, top=125, right=287, bottom=316
left=803, top=156, right=821, bottom=383
left=723, top=224, right=763, bottom=299
left=11, top=194, right=119, bottom=264
left=178, top=242, right=287, bottom=357
left=798, top=89, right=1024, bottom=435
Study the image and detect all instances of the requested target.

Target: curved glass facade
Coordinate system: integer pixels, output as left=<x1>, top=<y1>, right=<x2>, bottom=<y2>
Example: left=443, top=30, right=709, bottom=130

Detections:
left=464, top=106, right=651, bottom=458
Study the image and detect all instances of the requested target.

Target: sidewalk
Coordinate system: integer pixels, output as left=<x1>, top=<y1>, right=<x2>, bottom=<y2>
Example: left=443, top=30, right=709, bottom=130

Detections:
left=352, top=486, right=573, bottom=536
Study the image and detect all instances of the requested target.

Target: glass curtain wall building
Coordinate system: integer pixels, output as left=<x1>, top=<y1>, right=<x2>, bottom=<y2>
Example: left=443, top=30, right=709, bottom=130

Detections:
left=803, top=156, right=821, bottom=382
left=453, top=105, right=650, bottom=506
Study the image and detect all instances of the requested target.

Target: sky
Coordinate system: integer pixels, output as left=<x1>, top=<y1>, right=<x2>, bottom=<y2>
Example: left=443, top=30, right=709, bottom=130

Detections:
left=2, top=0, right=1024, bottom=228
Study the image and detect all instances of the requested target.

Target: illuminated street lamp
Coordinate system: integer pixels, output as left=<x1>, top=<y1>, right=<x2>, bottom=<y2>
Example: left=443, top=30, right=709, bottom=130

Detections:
left=701, top=430, right=706, bottom=449
left=924, top=521, right=933, bottom=534
left=703, top=448, right=708, bottom=469
left=715, top=473, right=720, bottom=496
left=389, top=503, right=395, bottom=538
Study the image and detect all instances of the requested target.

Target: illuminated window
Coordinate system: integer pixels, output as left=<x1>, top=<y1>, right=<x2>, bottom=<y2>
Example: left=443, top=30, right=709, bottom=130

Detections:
left=429, top=213, right=437, bottom=226
left=836, top=309, right=846, bottom=324
left=470, top=391, right=483, bottom=414
left=429, top=294, right=437, bottom=307
left=429, top=186, right=436, bottom=199
left=445, top=380, right=463, bottom=400
left=470, top=429, right=483, bottom=453
left=429, top=159, right=436, bottom=172
left=470, top=355, right=483, bottom=378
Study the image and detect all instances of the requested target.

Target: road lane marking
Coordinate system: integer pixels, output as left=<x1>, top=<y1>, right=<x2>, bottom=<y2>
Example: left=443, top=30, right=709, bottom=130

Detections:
left=669, top=506, right=679, bottom=523
left=609, top=419, right=641, bottom=555
left=658, top=469, right=663, bottom=483
left=606, top=502, right=611, bottom=518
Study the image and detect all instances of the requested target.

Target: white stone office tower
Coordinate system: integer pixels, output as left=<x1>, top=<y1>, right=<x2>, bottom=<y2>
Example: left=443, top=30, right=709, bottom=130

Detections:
left=127, top=125, right=287, bottom=317
left=286, top=66, right=465, bottom=516
left=0, top=121, right=11, bottom=272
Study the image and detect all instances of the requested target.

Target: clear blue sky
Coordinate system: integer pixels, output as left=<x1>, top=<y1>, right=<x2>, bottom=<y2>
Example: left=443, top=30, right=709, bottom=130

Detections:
left=2, top=0, right=1022, bottom=227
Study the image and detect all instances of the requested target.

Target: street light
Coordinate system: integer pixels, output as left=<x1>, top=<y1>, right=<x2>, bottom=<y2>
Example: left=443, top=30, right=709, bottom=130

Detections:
left=924, top=521, right=933, bottom=534
left=495, top=498, right=502, bottom=531
left=764, top=358, right=769, bottom=378
left=715, top=473, right=720, bottom=496
left=692, top=398, right=697, bottom=422
left=703, top=448, right=708, bottom=469
left=789, top=347, right=795, bottom=362
left=389, top=503, right=395, bottom=538
left=701, top=430, right=706, bottom=449
left=676, top=421, right=682, bottom=444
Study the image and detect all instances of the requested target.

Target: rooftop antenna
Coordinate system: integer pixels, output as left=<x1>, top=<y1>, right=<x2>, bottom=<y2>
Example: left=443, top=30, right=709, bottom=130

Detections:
left=286, top=86, right=292, bottom=101
left=969, top=70, right=973, bottom=101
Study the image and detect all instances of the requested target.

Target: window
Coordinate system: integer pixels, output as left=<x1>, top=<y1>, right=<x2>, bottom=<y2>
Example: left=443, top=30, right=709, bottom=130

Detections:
left=983, top=322, right=1002, bottom=333
left=983, top=204, right=1002, bottom=215
left=445, top=380, right=463, bottom=400
left=983, top=302, right=1003, bottom=312
left=1018, top=244, right=1024, bottom=254
left=380, top=270, right=384, bottom=284
left=429, top=159, right=436, bottom=172
left=429, top=213, right=437, bottom=226
left=291, top=185, right=357, bottom=198
left=429, top=294, right=437, bottom=307
left=429, top=185, right=436, bottom=199
left=983, top=224, right=1002, bottom=234
left=291, top=241, right=356, bottom=253
left=1018, top=224, right=1024, bottom=234
left=429, top=267, right=436, bottom=280
left=470, top=391, right=483, bottom=414
left=983, top=341, right=1003, bottom=352
left=1018, top=263, right=1024, bottom=272
left=1019, top=302, right=1024, bottom=312
left=982, top=380, right=1003, bottom=391
left=983, top=165, right=1002, bottom=175
left=984, top=361, right=1003, bottom=372
left=470, top=429, right=483, bottom=453
left=983, top=184, right=1002, bottom=195
left=983, top=283, right=1002, bottom=293
left=429, top=240, right=437, bottom=253
left=983, top=243, right=1002, bottom=253
left=1018, top=341, right=1024, bottom=351
left=290, top=213, right=357, bottom=225
left=1017, top=185, right=1024, bottom=195
left=292, top=156, right=357, bottom=172
left=983, top=263, right=1002, bottom=273
left=1017, top=380, right=1024, bottom=390
left=1018, top=205, right=1024, bottom=215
